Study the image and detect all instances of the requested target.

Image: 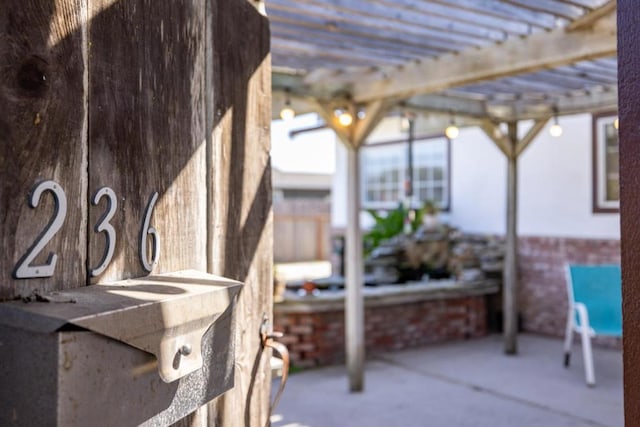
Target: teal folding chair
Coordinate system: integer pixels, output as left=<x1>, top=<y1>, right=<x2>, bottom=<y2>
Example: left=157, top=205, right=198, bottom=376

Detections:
left=564, top=264, right=622, bottom=386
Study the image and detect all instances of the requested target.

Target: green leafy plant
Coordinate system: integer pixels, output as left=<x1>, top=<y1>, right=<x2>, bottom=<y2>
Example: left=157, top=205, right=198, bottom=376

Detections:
left=364, top=203, right=424, bottom=255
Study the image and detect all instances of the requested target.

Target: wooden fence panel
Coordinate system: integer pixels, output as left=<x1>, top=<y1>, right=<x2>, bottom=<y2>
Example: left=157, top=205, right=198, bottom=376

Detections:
left=87, top=0, right=207, bottom=282
left=274, top=215, right=330, bottom=262
left=0, top=0, right=87, bottom=300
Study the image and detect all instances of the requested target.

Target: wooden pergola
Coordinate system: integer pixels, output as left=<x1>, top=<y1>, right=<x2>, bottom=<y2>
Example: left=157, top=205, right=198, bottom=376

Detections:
left=262, top=0, right=618, bottom=392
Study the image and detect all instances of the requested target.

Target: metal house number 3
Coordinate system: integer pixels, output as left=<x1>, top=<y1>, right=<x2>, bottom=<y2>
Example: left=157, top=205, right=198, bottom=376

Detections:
left=13, top=180, right=160, bottom=279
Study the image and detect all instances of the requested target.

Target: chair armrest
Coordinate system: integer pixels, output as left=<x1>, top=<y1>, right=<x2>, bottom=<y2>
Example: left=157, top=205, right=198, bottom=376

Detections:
left=574, top=302, right=596, bottom=337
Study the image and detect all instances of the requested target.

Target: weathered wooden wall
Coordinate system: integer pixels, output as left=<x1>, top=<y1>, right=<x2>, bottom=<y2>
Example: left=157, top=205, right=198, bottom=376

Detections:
left=88, top=0, right=208, bottom=282
left=208, top=2, right=273, bottom=426
left=0, top=0, right=88, bottom=300
left=0, top=1, right=272, bottom=425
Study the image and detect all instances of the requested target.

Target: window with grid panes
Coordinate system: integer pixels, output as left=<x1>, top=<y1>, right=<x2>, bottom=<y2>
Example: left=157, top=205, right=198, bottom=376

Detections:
left=593, top=114, right=619, bottom=212
left=361, top=136, right=449, bottom=210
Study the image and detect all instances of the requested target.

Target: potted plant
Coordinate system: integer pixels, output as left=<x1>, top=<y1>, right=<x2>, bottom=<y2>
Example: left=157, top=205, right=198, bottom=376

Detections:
left=422, top=200, right=440, bottom=229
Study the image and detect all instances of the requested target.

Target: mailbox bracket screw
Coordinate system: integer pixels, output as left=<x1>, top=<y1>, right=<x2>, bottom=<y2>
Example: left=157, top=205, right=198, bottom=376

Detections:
left=179, top=344, right=192, bottom=356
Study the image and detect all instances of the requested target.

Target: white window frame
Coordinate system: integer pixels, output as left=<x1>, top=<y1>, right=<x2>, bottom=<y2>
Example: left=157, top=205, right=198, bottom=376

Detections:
left=360, top=135, right=450, bottom=211
left=593, top=114, right=619, bottom=213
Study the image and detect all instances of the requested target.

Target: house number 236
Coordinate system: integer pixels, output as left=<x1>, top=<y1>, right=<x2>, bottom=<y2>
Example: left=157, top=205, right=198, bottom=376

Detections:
left=13, top=179, right=161, bottom=279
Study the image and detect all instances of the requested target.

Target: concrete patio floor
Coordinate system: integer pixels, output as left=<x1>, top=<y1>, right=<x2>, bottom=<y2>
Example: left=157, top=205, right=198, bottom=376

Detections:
left=271, top=334, right=623, bottom=427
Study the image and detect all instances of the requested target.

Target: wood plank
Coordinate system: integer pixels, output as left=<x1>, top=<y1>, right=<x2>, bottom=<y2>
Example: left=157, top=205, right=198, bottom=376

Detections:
left=501, top=0, right=585, bottom=20
left=273, top=53, right=375, bottom=70
left=371, top=0, right=534, bottom=35
left=515, top=118, right=550, bottom=157
left=88, top=0, right=207, bottom=284
left=284, top=79, right=615, bottom=123
left=271, top=25, right=442, bottom=59
left=567, top=0, right=616, bottom=31
left=0, top=0, right=87, bottom=300
left=344, top=13, right=616, bottom=103
left=268, top=13, right=451, bottom=55
left=352, top=100, right=394, bottom=148
left=504, top=121, right=519, bottom=354
left=572, top=59, right=619, bottom=80
left=271, top=38, right=410, bottom=66
left=558, top=0, right=606, bottom=7
left=420, top=0, right=559, bottom=28
left=314, top=99, right=390, bottom=393
left=268, top=8, right=475, bottom=52
left=501, top=75, right=574, bottom=92
left=314, top=101, right=355, bottom=148
left=479, top=120, right=511, bottom=157
left=618, top=0, right=640, bottom=421
left=565, top=63, right=615, bottom=81
left=345, top=145, right=364, bottom=391
left=207, top=1, right=273, bottom=425
left=535, top=69, right=614, bottom=88
left=407, top=94, right=489, bottom=118
left=276, top=0, right=509, bottom=42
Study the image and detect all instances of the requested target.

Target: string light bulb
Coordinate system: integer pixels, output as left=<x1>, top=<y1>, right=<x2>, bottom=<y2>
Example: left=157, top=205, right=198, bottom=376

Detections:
left=549, top=108, right=562, bottom=137
left=337, top=109, right=353, bottom=127
left=279, top=89, right=295, bottom=121
left=445, top=112, right=459, bottom=139
left=614, top=117, right=619, bottom=130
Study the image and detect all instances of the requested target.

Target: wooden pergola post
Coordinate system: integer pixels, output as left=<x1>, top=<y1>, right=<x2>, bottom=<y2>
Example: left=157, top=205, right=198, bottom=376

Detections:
left=504, top=121, right=519, bottom=354
left=481, top=118, right=550, bottom=354
left=345, top=143, right=364, bottom=390
left=315, top=99, right=390, bottom=391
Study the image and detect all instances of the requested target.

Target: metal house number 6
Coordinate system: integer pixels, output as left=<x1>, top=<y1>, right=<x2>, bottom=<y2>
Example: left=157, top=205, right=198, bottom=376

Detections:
left=139, top=191, right=160, bottom=273
left=13, top=180, right=67, bottom=279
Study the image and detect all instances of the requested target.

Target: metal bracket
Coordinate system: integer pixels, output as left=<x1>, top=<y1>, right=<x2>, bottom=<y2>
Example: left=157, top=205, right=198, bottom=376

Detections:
left=2, top=270, right=243, bottom=383
left=260, top=314, right=289, bottom=427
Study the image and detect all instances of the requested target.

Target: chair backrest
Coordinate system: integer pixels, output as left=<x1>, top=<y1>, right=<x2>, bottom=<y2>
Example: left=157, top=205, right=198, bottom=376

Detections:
left=566, top=264, right=622, bottom=336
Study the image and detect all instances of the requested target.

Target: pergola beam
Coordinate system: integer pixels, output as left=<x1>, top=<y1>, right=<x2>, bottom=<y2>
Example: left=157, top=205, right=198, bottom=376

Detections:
left=353, top=100, right=394, bottom=147
left=567, top=0, right=616, bottom=32
left=479, top=120, right=510, bottom=157
left=314, top=100, right=354, bottom=147
left=273, top=83, right=618, bottom=123
left=336, top=13, right=615, bottom=103
left=515, top=118, right=551, bottom=157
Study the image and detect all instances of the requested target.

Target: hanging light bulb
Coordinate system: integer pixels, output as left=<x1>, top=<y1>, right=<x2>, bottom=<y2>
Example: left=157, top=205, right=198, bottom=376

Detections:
left=549, top=123, right=562, bottom=137
left=279, top=89, right=295, bottom=121
left=445, top=124, right=459, bottom=139
left=280, top=104, right=295, bottom=121
left=445, top=112, right=459, bottom=139
left=614, top=117, right=619, bottom=130
left=337, top=109, right=353, bottom=127
left=549, top=108, right=562, bottom=137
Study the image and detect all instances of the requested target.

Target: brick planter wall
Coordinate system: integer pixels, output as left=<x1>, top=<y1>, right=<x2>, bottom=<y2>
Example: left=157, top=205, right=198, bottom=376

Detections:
left=274, top=293, right=489, bottom=369
left=518, top=236, right=621, bottom=347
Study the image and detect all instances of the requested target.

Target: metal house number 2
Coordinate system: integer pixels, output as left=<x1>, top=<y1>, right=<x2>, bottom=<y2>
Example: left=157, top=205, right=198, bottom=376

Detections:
left=13, top=180, right=67, bottom=279
left=13, top=180, right=160, bottom=279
